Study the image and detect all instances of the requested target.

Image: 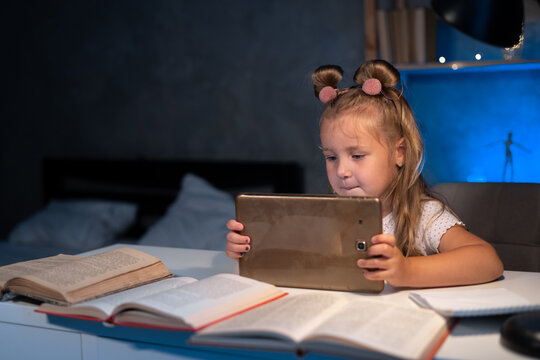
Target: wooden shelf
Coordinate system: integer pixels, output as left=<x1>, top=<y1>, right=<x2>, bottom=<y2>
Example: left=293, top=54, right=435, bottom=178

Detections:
left=398, top=59, right=540, bottom=76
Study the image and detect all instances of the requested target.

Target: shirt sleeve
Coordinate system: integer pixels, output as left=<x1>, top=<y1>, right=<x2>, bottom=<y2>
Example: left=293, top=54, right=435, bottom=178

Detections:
left=416, top=199, right=465, bottom=255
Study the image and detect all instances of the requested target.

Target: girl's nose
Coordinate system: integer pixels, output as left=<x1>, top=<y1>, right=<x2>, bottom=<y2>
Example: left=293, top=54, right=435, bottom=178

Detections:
left=337, top=161, right=352, bottom=179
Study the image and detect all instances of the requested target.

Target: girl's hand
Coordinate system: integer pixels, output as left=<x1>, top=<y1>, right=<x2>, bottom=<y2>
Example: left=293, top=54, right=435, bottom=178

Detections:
left=356, top=234, right=410, bottom=287
left=225, top=219, right=250, bottom=259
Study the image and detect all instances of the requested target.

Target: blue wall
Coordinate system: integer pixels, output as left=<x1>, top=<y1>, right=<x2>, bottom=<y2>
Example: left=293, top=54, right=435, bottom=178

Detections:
left=403, top=64, right=540, bottom=185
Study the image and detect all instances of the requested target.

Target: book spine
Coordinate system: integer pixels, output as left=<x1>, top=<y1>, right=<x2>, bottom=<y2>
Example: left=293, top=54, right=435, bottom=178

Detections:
left=376, top=9, right=392, bottom=62
left=412, top=8, right=426, bottom=63
left=396, top=0, right=410, bottom=64
left=34, top=309, right=106, bottom=323
left=364, top=0, right=377, bottom=61
left=424, top=7, right=437, bottom=62
left=389, top=10, right=400, bottom=63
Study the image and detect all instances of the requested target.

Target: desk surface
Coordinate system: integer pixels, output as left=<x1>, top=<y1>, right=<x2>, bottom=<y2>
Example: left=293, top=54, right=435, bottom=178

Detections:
left=3, top=244, right=540, bottom=360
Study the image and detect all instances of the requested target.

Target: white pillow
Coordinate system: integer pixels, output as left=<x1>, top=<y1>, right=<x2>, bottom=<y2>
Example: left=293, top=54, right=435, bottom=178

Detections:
left=8, top=199, right=137, bottom=252
left=138, top=173, right=235, bottom=250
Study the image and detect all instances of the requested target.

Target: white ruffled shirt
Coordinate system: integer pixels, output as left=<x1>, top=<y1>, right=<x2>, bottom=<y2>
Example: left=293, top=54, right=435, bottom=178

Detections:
left=382, top=199, right=464, bottom=255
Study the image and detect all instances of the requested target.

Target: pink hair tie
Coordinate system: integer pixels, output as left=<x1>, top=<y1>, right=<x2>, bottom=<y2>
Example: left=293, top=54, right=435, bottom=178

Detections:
left=319, top=86, right=338, bottom=104
left=362, top=78, right=382, bottom=96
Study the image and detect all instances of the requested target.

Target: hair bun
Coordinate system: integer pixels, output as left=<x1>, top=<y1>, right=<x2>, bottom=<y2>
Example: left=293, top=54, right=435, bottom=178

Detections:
left=353, top=59, right=400, bottom=89
left=312, top=65, right=343, bottom=99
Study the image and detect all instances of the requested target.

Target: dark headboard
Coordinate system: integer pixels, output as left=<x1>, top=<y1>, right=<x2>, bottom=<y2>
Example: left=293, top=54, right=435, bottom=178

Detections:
left=42, top=158, right=304, bottom=236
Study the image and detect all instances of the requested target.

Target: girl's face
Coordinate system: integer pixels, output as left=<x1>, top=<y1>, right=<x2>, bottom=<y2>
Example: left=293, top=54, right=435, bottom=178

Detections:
left=320, top=112, right=403, bottom=215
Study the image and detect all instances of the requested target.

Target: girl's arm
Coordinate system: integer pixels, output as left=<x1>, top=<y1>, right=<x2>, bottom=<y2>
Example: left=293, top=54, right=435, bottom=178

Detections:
left=358, top=226, right=504, bottom=288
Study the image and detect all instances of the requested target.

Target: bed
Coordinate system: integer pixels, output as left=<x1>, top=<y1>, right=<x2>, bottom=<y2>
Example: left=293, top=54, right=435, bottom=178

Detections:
left=0, top=158, right=304, bottom=266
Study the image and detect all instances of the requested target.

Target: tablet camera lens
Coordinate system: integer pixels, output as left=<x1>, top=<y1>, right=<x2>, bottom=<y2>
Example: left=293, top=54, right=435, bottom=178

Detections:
left=356, top=240, right=367, bottom=252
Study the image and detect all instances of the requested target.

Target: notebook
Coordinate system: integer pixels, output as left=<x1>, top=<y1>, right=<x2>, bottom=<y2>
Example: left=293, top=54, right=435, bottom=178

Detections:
left=236, top=194, right=384, bottom=293
left=409, top=288, right=540, bottom=317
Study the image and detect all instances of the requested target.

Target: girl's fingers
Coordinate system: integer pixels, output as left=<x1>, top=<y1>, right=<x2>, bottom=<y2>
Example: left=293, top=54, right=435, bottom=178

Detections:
left=226, top=221, right=250, bottom=258
left=361, top=268, right=389, bottom=280
left=367, top=244, right=395, bottom=259
left=226, top=219, right=244, bottom=232
left=366, top=234, right=397, bottom=258
left=226, top=250, right=244, bottom=259
left=227, top=241, right=250, bottom=258
left=227, top=230, right=250, bottom=245
left=371, top=233, right=396, bottom=246
left=358, top=234, right=398, bottom=270
left=357, top=256, right=384, bottom=270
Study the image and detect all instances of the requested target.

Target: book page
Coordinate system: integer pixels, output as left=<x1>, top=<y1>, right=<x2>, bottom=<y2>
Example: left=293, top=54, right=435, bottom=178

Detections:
left=113, top=273, right=285, bottom=328
left=38, top=276, right=197, bottom=319
left=305, top=298, right=447, bottom=359
left=19, top=248, right=161, bottom=292
left=192, top=292, right=349, bottom=343
left=0, top=254, right=80, bottom=288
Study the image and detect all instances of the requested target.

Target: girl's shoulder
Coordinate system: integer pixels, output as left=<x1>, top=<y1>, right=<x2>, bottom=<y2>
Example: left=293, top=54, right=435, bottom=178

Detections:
left=420, top=196, right=464, bottom=225
left=420, top=195, right=461, bottom=220
left=420, top=196, right=445, bottom=215
left=417, top=197, right=465, bottom=254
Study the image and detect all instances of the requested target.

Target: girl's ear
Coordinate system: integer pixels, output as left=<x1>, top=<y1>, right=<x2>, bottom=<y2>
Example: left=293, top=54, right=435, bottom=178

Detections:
left=395, top=137, right=406, bottom=167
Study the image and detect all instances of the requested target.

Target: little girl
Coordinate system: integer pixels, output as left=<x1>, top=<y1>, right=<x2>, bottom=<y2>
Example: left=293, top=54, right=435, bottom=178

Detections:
left=226, top=59, right=503, bottom=288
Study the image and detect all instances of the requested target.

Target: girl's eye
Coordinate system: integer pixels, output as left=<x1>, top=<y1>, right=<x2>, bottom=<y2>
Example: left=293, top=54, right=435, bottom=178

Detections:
left=325, top=155, right=337, bottom=161
left=352, top=154, right=365, bottom=159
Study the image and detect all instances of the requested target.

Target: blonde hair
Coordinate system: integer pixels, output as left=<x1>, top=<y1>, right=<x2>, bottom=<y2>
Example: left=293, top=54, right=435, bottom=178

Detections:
left=312, top=60, right=434, bottom=257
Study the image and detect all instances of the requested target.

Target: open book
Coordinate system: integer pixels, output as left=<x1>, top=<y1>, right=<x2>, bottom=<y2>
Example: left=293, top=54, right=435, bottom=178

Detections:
left=37, top=273, right=286, bottom=331
left=190, top=292, right=450, bottom=360
left=0, top=247, right=172, bottom=305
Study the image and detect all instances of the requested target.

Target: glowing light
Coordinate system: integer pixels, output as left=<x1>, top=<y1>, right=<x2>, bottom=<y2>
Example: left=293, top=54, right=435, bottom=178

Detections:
left=451, top=63, right=459, bottom=70
left=466, top=175, right=487, bottom=183
left=475, top=53, right=482, bottom=60
left=467, top=167, right=487, bottom=183
left=438, top=56, right=446, bottom=64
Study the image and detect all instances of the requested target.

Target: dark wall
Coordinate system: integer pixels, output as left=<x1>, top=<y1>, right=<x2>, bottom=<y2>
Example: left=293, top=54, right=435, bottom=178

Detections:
left=3, top=0, right=538, bottom=238
left=2, top=0, right=366, bottom=237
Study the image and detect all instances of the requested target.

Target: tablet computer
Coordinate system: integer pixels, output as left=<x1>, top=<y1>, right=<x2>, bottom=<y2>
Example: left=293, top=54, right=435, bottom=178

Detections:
left=236, top=194, right=384, bottom=293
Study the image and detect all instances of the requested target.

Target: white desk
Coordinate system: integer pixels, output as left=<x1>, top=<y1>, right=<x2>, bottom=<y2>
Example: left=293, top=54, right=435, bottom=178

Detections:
left=1, top=244, right=539, bottom=360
